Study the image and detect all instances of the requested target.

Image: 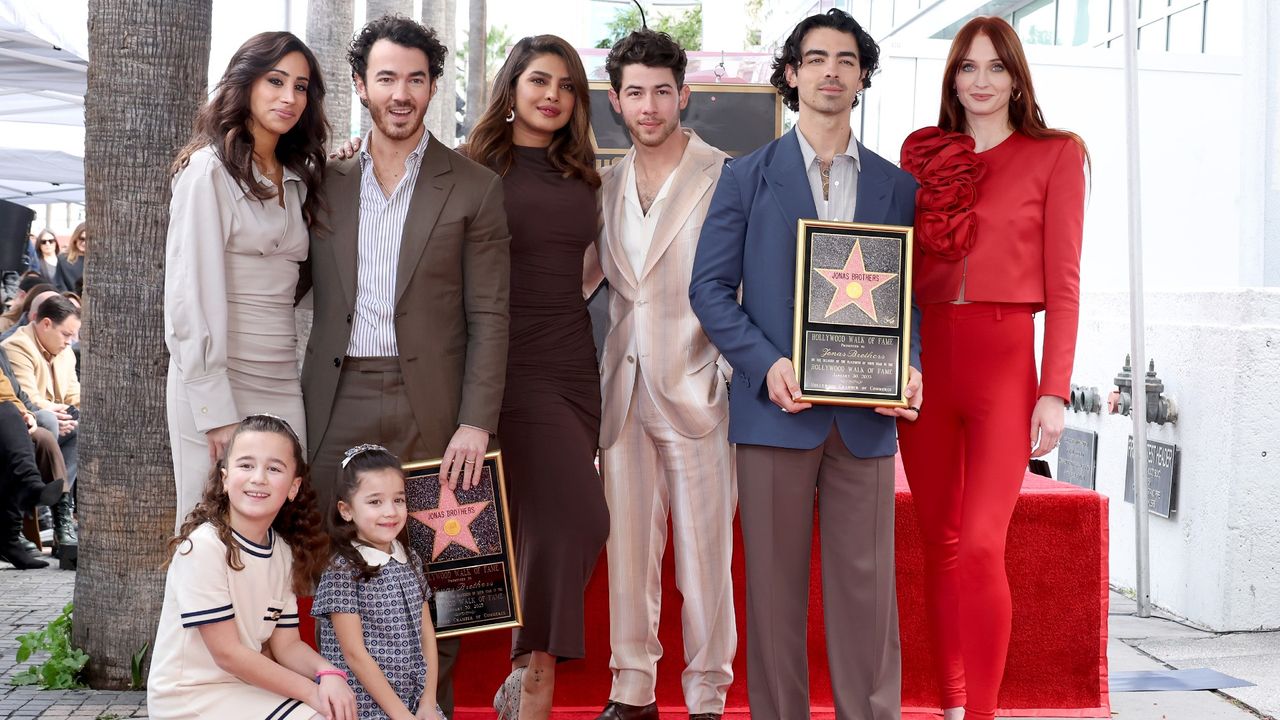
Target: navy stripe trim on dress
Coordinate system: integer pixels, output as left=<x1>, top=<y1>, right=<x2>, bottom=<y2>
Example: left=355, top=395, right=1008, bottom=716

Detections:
left=267, top=698, right=304, bottom=720
left=182, top=612, right=236, bottom=628
left=233, top=528, right=275, bottom=558
left=180, top=604, right=234, bottom=619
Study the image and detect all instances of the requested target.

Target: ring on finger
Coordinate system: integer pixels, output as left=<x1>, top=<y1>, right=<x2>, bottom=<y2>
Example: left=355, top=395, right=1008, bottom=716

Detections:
left=463, top=458, right=475, bottom=465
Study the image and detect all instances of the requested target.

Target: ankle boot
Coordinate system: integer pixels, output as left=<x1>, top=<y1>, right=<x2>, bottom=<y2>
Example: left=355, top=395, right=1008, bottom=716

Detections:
left=0, top=510, right=47, bottom=570
left=52, top=493, right=77, bottom=548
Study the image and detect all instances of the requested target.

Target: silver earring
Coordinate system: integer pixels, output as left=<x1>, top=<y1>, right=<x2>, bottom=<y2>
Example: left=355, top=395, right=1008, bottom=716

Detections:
left=505, top=108, right=515, bottom=123
left=1013, top=89, right=1023, bottom=102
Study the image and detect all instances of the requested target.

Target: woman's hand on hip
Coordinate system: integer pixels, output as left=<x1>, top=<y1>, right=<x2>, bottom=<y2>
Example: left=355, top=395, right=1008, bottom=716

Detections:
left=1029, top=395, right=1066, bottom=458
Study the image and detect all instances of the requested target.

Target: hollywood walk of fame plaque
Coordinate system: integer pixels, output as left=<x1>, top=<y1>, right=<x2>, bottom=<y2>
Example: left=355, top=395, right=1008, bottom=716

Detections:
left=792, top=220, right=914, bottom=407
left=404, top=451, right=522, bottom=638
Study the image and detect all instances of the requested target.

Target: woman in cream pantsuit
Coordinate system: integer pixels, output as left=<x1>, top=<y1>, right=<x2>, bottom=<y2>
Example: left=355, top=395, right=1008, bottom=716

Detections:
left=165, top=32, right=328, bottom=528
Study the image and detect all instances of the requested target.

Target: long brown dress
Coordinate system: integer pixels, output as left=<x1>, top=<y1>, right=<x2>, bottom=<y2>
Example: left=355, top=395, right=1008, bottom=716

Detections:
left=497, top=145, right=609, bottom=660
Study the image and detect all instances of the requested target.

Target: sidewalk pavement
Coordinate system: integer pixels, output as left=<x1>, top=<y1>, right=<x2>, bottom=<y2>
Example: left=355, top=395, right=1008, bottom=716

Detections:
left=1, top=561, right=1278, bottom=719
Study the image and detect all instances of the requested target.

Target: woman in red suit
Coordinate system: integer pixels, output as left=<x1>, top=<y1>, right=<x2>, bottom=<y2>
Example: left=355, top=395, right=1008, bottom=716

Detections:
left=897, top=16, right=1088, bottom=720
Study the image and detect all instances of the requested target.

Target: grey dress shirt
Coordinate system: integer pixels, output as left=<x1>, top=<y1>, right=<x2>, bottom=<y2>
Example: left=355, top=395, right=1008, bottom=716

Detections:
left=795, top=127, right=860, bottom=222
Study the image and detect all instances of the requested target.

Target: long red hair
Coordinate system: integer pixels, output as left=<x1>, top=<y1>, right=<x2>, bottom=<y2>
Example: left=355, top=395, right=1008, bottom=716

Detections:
left=939, top=17, right=1089, bottom=166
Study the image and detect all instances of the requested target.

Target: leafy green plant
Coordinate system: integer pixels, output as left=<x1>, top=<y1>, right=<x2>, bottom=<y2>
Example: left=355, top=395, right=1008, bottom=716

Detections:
left=10, top=603, right=88, bottom=689
left=128, top=642, right=149, bottom=690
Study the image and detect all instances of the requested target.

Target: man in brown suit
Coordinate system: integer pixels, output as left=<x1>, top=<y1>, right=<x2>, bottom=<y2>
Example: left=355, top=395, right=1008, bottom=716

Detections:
left=300, top=16, right=510, bottom=714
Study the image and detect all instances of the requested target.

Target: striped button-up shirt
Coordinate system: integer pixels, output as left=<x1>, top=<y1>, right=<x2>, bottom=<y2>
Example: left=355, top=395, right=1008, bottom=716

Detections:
left=346, top=129, right=433, bottom=357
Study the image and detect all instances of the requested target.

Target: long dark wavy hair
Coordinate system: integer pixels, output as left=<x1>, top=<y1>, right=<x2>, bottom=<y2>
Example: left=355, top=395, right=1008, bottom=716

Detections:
left=465, top=35, right=600, bottom=188
left=939, top=17, right=1089, bottom=166
left=325, top=446, right=427, bottom=588
left=172, top=32, right=329, bottom=225
left=170, top=414, right=329, bottom=595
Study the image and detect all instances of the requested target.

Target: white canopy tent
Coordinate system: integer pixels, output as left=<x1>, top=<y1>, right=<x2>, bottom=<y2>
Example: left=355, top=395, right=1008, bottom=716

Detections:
left=0, top=148, right=83, bottom=206
left=0, top=0, right=86, bottom=205
left=0, top=0, right=86, bottom=126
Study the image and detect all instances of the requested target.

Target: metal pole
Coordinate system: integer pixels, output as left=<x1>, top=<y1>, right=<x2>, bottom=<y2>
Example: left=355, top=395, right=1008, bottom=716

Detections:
left=1120, top=0, right=1152, bottom=618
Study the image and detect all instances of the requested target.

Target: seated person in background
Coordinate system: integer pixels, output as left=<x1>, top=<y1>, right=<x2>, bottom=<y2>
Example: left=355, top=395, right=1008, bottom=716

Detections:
left=0, top=285, right=57, bottom=343
left=3, top=294, right=81, bottom=414
left=0, top=274, right=48, bottom=332
left=0, top=372, right=68, bottom=570
left=0, top=339, right=76, bottom=552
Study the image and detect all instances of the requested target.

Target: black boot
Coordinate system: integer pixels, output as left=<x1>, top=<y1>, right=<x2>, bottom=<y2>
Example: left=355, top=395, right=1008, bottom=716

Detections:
left=11, top=522, right=37, bottom=553
left=0, top=504, right=47, bottom=570
left=51, top=493, right=77, bottom=569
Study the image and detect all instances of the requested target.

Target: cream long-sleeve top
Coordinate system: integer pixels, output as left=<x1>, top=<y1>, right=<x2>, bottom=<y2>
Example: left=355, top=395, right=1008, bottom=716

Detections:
left=163, top=145, right=308, bottom=433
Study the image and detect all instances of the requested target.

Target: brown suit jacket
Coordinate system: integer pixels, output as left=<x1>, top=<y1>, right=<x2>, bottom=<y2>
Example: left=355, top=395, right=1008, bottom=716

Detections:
left=301, top=134, right=511, bottom=458
left=598, top=130, right=729, bottom=448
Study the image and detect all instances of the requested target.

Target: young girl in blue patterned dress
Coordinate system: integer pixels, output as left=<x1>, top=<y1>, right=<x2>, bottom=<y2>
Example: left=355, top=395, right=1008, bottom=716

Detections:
left=312, top=445, right=447, bottom=720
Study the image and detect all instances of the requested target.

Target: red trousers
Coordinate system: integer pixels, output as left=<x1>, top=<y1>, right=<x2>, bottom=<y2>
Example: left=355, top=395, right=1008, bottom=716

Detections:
left=897, top=302, right=1038, bottom=720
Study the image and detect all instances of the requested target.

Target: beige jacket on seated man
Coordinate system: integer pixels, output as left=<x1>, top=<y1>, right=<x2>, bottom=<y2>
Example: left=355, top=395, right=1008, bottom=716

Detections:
left=3, top=322, right=80, bottom=410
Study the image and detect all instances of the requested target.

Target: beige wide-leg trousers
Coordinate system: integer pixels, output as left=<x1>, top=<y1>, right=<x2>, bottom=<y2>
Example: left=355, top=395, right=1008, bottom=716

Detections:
left=600, top=370, right=736, bottom=714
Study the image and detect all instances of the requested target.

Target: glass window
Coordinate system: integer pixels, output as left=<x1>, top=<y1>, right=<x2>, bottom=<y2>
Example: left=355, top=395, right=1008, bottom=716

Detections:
left=1057, top=0, right=1096, bottom=46
left=1203, top=0, right=1243, bottom=55
left=1013, top=0, right=1057, bottom=45
left=1137, top=16, right=1167, bottom=51
left=1166, top=5, right=1204, bottom=53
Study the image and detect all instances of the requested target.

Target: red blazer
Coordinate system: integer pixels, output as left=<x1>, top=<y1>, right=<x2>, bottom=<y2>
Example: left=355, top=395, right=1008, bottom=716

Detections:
left=904, top=130, right=1086, bottom=401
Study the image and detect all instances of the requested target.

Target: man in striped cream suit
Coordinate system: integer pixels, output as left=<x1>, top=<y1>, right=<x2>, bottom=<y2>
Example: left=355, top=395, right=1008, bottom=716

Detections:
left=588, top=29, right=735, bottom=720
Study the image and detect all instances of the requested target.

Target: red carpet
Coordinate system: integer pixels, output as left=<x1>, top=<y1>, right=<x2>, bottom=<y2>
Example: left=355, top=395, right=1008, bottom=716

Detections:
left=300, top=458, right=1109, bottom=718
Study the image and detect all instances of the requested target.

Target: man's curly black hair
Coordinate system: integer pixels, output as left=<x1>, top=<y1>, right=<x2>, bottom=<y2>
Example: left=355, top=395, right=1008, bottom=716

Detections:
left=769, top=9, right=880, bottom=112
left=348, top=14, right=447, bottom=82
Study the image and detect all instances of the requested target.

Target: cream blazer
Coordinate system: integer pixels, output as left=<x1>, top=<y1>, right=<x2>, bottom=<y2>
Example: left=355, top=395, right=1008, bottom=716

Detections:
left=2, top=323, right=79, bottom=410
left=597, top=130, right=730, bottom=448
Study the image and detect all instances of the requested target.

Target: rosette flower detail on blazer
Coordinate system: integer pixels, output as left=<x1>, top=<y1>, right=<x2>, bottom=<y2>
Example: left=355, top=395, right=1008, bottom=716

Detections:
left=900, top=126, right=986, bottom=260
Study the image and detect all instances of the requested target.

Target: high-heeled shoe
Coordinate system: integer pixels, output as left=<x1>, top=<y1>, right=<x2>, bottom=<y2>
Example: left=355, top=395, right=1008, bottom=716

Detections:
left=493, top=667, right=526, bottom=720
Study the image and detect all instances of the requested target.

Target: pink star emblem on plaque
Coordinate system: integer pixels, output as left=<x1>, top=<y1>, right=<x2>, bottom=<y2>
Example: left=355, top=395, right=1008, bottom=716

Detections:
left=814, top=240, right=897, bottom=322
left=410, top=485, right=491, bottom=560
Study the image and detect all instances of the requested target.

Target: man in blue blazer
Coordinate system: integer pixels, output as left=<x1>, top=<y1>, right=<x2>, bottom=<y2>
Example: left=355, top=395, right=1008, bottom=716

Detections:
left=689, top=9, right=921, bottom=719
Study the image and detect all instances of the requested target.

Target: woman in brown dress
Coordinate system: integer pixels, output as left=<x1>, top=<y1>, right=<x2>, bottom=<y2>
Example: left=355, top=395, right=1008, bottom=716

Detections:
left=465, top=35, right=608, bottom=720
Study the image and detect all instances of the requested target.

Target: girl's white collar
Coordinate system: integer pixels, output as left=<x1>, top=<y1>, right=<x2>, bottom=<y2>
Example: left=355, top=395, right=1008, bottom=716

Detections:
left=354, top=539, right=408, bottom=567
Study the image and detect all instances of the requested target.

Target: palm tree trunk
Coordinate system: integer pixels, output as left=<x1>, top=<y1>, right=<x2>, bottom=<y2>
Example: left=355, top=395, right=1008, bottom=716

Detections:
left=422, top=0, right=457, bottom=147
left=307, top=0, right=355, bottom=149
left=463, top=0, right=486, bottom=135
left=361, top=0, right=413, bottom=136
left=75, top=0, right=211, bottom=688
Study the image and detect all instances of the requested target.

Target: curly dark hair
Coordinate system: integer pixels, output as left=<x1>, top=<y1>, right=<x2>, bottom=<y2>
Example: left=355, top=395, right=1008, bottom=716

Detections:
left=770, top=9, right=881, bottom=112
left=348, top=14, right=447, bottom=82
left=172, top=32, right=328, bottom=227
left=170, top=414, right=329, bottom=595
left=605, top=29, right=688, bottom=92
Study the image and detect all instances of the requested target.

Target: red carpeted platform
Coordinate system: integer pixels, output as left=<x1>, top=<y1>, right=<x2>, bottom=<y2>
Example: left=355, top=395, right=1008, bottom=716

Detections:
left=299, top=459, right=1109, bottom=718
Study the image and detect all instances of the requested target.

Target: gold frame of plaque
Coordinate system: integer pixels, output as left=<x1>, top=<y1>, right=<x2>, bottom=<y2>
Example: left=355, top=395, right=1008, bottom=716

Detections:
left=403, top=450, right=522, bottom=638
left=791, top=219, right=914, bottom=408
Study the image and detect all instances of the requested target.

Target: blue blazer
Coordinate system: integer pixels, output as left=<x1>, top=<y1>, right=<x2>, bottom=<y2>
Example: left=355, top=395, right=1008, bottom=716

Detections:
left=690, top=128, right=919, bottom=456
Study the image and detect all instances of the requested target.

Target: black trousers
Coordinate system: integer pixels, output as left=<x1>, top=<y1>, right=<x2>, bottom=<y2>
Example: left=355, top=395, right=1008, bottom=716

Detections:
left=0, top=403, right=55, bottom=536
